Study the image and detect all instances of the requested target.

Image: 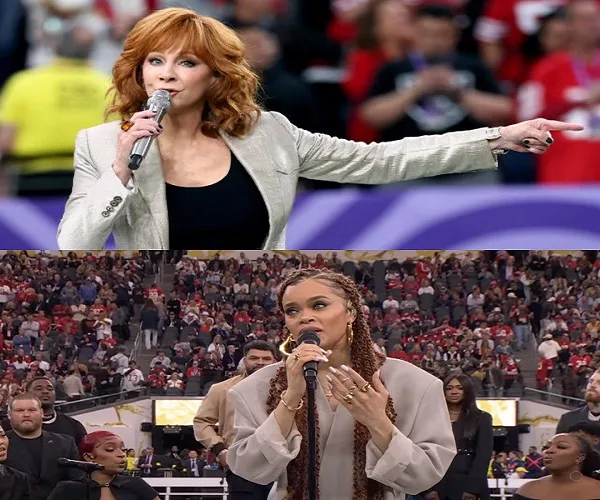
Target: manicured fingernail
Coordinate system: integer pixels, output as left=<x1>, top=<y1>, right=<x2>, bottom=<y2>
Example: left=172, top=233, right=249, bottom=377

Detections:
left=341, top=364, right=350, bottom=372
left=321, top=348, right=328, bottom=354
left=318, top=357, right=328, bottom=362
left=329, top=367, right=337, bottom=374
left=546, top=137, right=553, bottom=144
left=325, top=375, right=333, bottom=382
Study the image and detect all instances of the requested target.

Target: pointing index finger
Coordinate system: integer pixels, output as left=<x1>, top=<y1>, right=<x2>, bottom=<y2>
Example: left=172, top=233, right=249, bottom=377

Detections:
left=542, top=120, right=584, bottom=132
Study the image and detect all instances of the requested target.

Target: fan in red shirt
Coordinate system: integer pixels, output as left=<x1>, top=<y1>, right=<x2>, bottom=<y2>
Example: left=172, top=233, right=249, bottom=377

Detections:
left=342, top=0, right=412, bottom=143
left=516, top=0, right=600, bottom=183
left=475, top=0, right=568, bottom=92
left=569, top=347, right=592, bottom=372
left=536, top=357, right=554, bottom=391
left=145, top=283, right=165, bottom=303
left=90, top=300, right=107, bottom=317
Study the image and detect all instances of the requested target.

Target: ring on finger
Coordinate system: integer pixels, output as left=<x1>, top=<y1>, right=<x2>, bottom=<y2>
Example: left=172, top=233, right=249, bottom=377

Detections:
left=120, top=120, right=134, bottom=132
left=340, top=377, right=350, bottom=383
left=360, top=382, right=371, bottom=393
left=349, top=385, right=357, bottom=393
left=294, top=352, right=300, bottom=361
left=343, top=393, right=353, bottom=404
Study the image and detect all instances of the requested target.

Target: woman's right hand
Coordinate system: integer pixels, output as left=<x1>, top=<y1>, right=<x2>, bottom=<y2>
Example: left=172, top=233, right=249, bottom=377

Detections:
left=113, top=110, right=163, bottom=184
left=285, top=343, right=329, bottom=401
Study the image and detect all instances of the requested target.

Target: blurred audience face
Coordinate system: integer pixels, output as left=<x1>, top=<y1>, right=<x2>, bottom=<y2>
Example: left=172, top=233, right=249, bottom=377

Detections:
left=141, top=47, right=216, bottom=113
left=375, top=0, right=412, bottom=44
left=414, top=14, right=457, bottom=59
left=238, top=28, right=280, bottom=70
left=281, top=278, right=356, bottom=352
left=28, top=378, right=55, bottom=410
left=540, top=16, right=571, bottom=55
left=0, top=426, right=7, bottom=462
left=9, top=398, right=43, bottom=437
left=543, top=433, right=585, bottom=471
left=569, top=0, right=600, bottom=46
left=235, top=0, right=277, bottom=18
left=243, top=348, right=276, bottom=374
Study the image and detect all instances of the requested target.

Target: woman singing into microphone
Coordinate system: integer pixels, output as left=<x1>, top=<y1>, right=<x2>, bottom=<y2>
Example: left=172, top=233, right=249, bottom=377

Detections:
left=227, top=268, right=457, bottom=499
left=47, top=431, right=160, bottom=500
left=57, top=8, right=583, bottom=250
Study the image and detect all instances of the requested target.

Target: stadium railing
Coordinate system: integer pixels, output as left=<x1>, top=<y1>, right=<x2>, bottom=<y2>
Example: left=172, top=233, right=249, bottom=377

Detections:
left=142, top=477, right=534, bottom=500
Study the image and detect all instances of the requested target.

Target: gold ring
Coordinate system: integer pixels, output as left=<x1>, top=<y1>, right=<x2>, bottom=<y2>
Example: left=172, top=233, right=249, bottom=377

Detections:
left=360, top=382, right=371, bottom=393
left=343, top=393, right=353, bottom=404
left=120, top=120, right=134, bottom=132
left=340, top=377, right=350, bottom=383
left=294, top=353, right=300, bottom=361
left=349, top=385, right=357, bottom=393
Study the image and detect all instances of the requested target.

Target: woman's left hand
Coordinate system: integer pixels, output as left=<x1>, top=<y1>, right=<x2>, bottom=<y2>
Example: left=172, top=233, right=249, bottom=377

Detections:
left=492, top=118, right=584, bottom=154
left=327, top=365, right=389, bottom=428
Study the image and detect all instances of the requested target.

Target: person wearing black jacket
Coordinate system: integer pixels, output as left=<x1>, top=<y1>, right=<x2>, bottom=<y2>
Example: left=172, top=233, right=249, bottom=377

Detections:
left=0, top=424, right=30, bottom=500
left=3, top=394, right=82, bottom=500
left=422, top=373, right=494, bottom=500
left=2, top=377, right=87, bottom=448
left=48, top=430, right=160, bottom=500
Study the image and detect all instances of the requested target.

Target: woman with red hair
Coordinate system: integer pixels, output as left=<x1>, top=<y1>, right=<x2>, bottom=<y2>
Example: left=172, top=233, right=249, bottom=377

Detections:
left=47, top=431, right=159, bottom=500
left=57, top=7, right=582, bottom=251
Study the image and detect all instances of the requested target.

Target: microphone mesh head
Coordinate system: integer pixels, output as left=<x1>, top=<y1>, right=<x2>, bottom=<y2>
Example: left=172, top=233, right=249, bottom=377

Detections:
left=149, top=89, right=172, bottom=110
left=298, top=330, right=320, bottom=345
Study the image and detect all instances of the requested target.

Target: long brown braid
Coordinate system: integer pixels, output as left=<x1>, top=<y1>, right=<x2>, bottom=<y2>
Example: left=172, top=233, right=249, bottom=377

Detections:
left=265, top=269, right=398, bottom=500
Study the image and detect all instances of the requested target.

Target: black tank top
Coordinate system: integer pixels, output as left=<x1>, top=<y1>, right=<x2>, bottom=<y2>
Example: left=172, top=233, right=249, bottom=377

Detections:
left=165, top=152, right=270, bottom=249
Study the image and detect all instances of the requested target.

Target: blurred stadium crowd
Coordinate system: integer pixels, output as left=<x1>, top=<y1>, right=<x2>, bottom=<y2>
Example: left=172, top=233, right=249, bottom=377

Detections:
left=3, top=249, right=600, bottom=417
left=1, top=0, right=600, bottom=197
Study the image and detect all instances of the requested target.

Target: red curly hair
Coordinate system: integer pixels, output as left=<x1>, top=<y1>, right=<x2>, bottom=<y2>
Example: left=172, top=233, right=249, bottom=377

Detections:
left=106, top=8, right=262, bottom=137
left=267, top=269, right=398, bottom=500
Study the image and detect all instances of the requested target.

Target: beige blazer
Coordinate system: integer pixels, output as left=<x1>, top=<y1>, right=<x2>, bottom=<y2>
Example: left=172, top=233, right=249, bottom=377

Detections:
left=56, top=111, right=498, bottom=250
left=227, top=358, right=457, bottom=500
left=193, top=373, right=246, bottom=451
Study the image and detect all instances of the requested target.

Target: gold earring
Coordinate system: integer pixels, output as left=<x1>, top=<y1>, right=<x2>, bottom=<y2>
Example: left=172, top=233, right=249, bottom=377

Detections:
left=279, top=335, right=296, bottom=357
left=347, top=324, right=354, bottom=345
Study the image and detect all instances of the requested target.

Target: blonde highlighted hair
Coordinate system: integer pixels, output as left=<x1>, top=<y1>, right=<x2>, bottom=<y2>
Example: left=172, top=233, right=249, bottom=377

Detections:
left=106, top=8, right=262, bottom=137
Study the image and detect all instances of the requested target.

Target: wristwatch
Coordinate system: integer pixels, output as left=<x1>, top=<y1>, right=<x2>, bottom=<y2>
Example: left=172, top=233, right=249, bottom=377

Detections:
left=485, top=127, right=509, bottom=156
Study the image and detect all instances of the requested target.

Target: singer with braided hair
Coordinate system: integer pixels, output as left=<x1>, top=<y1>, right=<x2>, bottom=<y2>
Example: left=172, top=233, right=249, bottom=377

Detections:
left=227, top=269, right=456, bottom=500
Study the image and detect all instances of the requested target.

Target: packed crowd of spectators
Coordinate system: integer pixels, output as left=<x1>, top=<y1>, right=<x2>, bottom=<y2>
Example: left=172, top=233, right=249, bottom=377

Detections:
left=529, top=250, right=600, bottom=404
left=4, top=249, right=600, bottom=415
left=139, top=250, right=556, bottom=400
left=1, top=0, right=600, bottom=196
left=0, top=250, right=154, bottom=416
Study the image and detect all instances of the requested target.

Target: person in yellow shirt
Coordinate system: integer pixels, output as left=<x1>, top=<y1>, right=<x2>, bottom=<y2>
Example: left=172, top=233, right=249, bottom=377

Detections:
left=0, top=25, right=112, bottom=196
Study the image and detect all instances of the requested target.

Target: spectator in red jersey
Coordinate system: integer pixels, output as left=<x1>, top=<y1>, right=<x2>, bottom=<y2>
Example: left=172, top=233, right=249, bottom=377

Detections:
left=475, top=0, right=568, bottom=94
left=343, top=0, right=413, bottom=143
left=517, top=0, right=600, bottom=183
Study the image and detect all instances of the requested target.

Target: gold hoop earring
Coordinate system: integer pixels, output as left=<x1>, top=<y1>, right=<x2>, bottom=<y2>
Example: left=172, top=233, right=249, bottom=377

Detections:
left=279, top=335, right=296, bottom=357
left=569, top=470, right=583, bottom=482
left=347, top=324, right=354, bottom=345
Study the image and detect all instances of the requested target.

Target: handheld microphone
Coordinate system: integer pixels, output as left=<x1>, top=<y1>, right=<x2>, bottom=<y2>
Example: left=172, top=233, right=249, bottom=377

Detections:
left=57, top=458, right=105, bottom=473
left=298, top=330, right=321, bottom=385
left=128, top=89, right=172, bottom=171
